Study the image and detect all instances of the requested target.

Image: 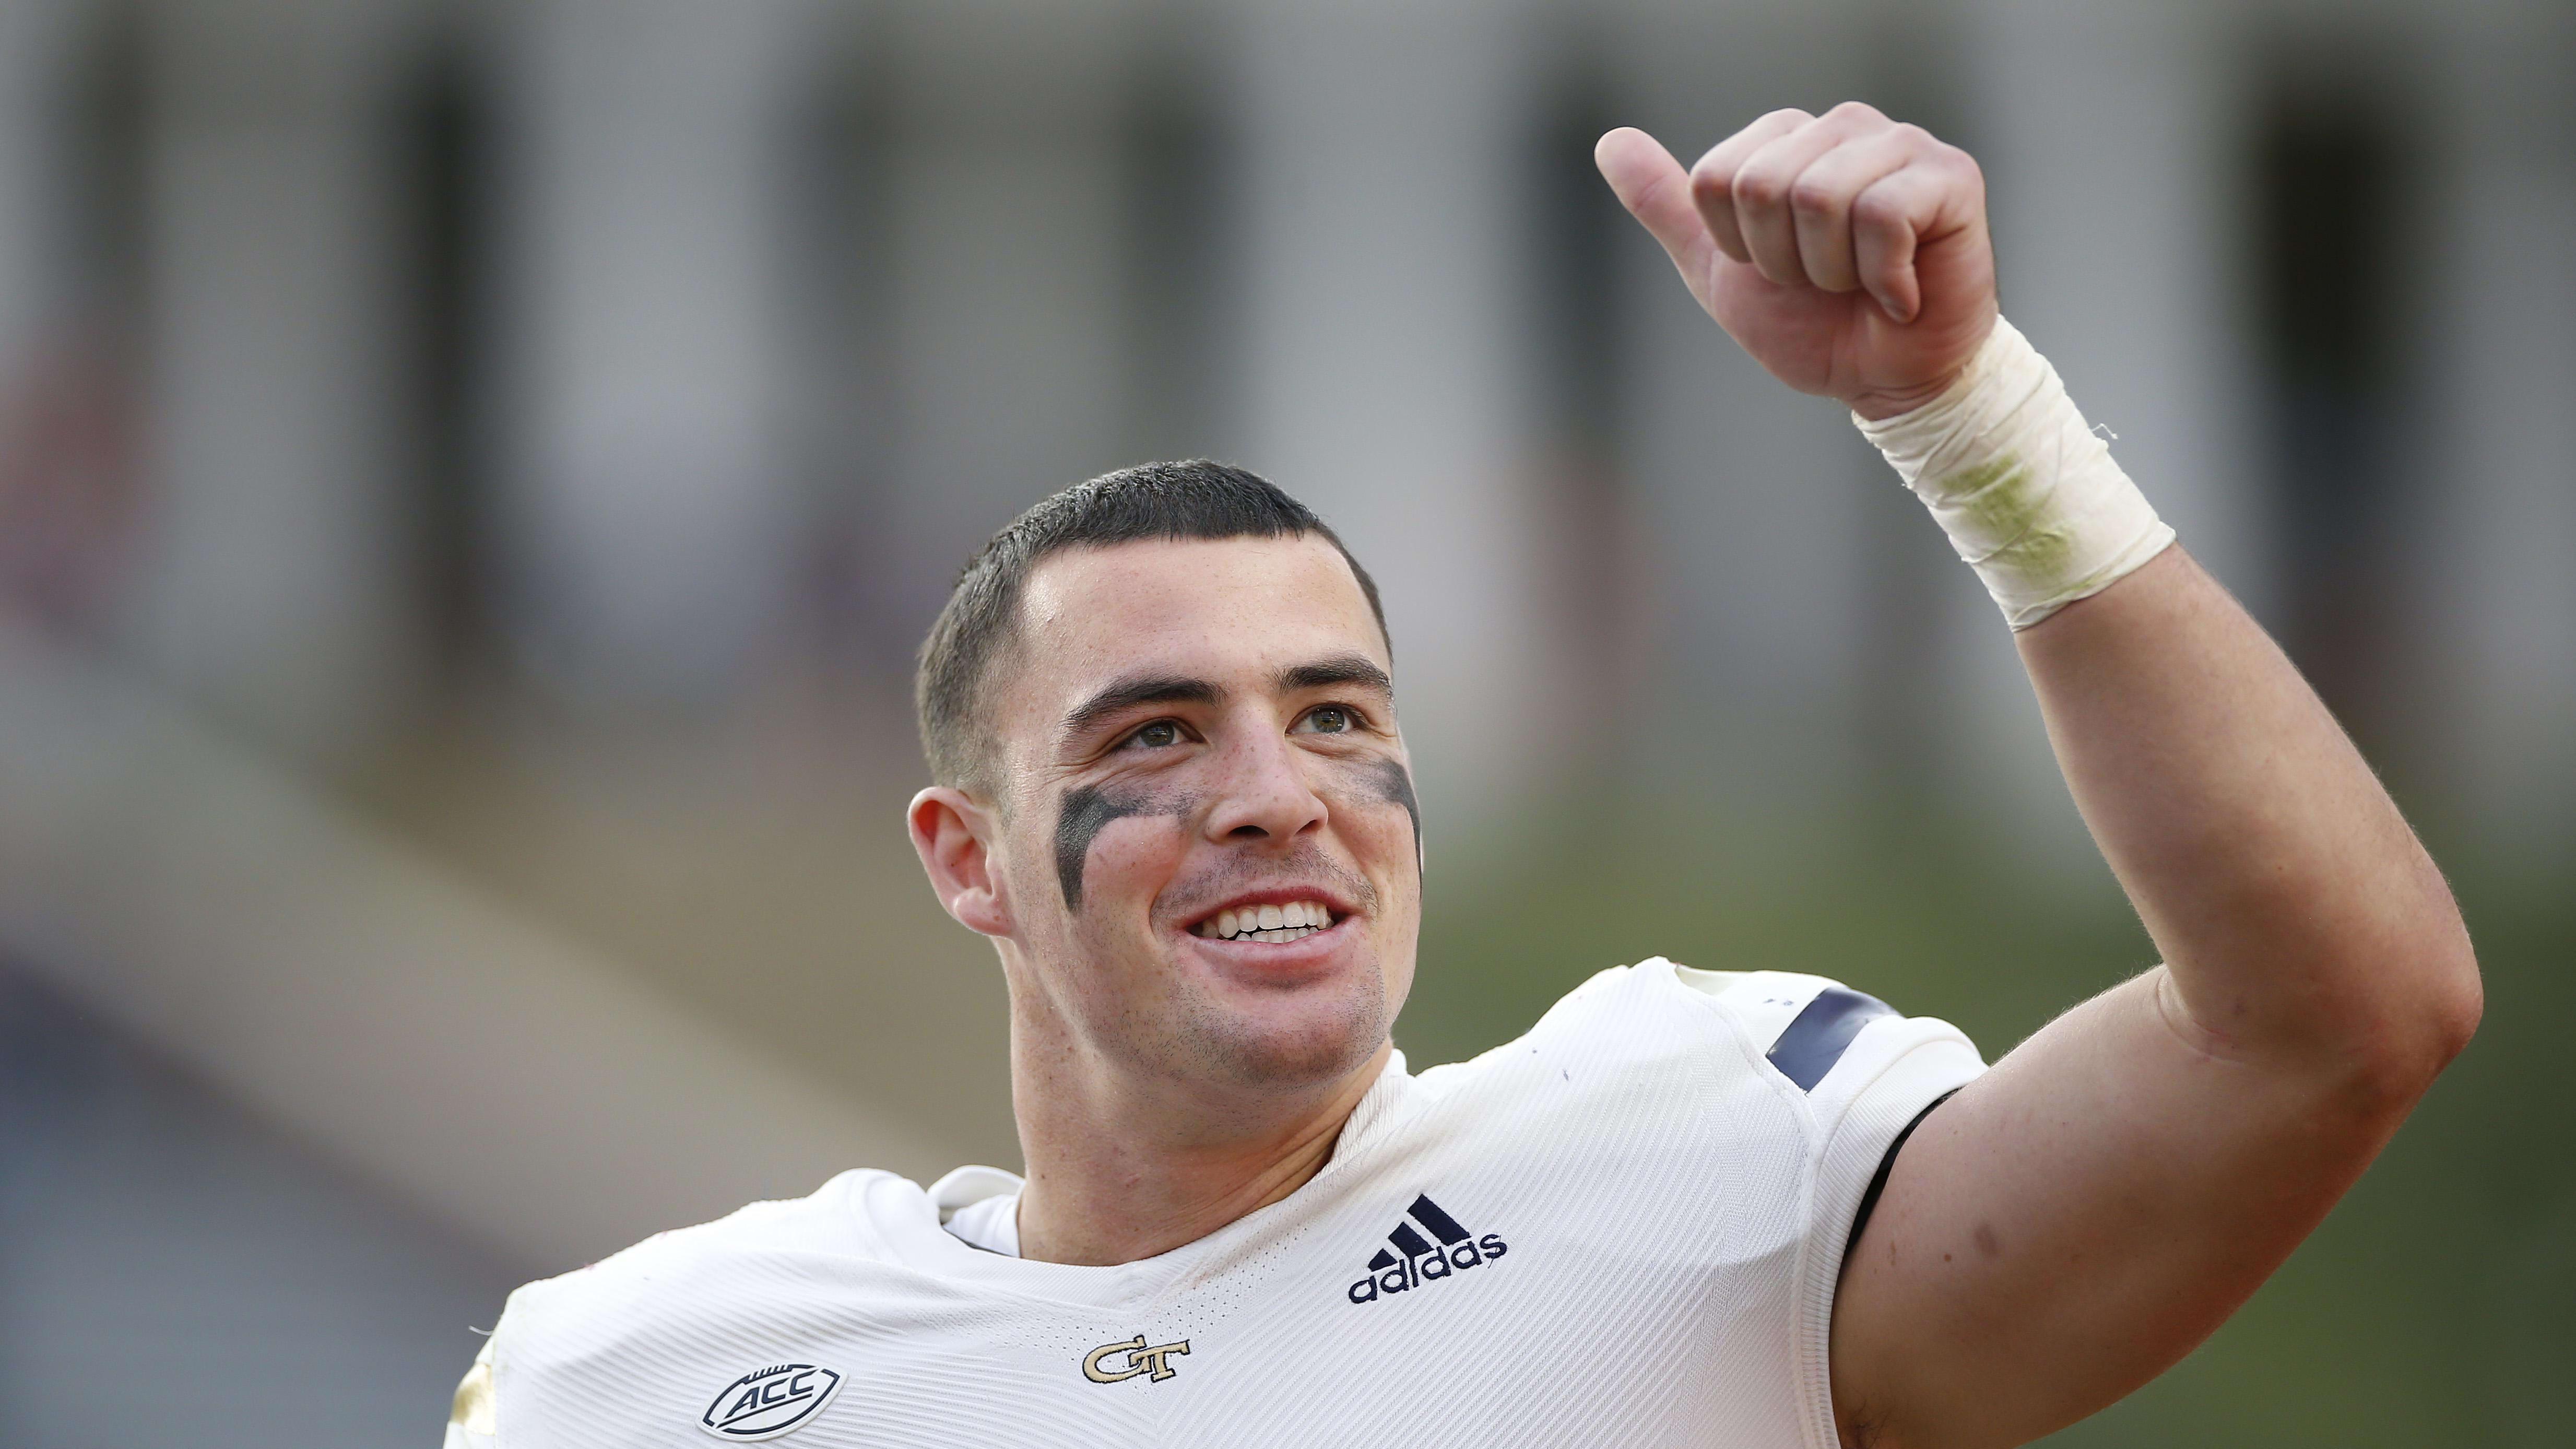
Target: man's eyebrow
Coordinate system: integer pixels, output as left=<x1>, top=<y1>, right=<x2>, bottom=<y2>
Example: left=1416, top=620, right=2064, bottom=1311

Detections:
left=1276, top=655, right=1393, bottom=696
left=1059, top=674, right=1225, bottom=741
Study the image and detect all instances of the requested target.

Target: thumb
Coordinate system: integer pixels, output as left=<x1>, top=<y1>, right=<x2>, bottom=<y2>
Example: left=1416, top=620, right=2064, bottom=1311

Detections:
left=1596, top=127, right=1716, bottom=291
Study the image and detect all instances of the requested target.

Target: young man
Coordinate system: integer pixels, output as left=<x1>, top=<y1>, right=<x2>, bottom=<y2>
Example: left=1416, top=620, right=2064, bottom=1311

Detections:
left=448, top=105, right=2477, bottom=1448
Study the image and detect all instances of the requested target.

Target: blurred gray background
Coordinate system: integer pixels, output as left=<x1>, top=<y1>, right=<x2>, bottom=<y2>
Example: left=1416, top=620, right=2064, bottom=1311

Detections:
left=0, top=0, right=2568, bottom=1443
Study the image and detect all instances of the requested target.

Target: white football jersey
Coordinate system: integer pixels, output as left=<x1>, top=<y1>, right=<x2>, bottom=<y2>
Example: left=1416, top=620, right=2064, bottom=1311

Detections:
left=446, top=959, right=1982, bottom=1449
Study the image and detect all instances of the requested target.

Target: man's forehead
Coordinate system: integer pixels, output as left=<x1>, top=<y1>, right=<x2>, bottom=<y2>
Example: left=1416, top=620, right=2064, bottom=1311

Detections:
left=1007, top=535, right=1388, bottom=713
left=1022, top=534, right=1384, bottom=661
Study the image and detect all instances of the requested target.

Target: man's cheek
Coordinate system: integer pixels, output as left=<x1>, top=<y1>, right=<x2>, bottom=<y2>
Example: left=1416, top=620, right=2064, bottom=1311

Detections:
left=1320, top=760, right=1421, bottom=873
left=1054, top=785, right=1197, bottom=909
left=1074, top=814, right=1193, bottom=916
left=1365, top=760, right=1422, bottom=869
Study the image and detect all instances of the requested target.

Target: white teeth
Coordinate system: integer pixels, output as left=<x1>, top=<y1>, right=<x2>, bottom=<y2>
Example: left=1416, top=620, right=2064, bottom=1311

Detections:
left=1221, top=923, right=1313, bottom=943
left=1198, top=901, right=1337, bottom=941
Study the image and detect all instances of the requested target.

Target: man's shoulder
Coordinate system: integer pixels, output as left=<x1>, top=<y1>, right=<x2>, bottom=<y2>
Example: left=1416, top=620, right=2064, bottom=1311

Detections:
left=1472, top=957, right=1861, bottom=1061
left=471, top=1169, right=933, bottom=1446
left=1423, top=957, right=1975, bottom=1111
left=499, top=1168, right=909, bottom=1342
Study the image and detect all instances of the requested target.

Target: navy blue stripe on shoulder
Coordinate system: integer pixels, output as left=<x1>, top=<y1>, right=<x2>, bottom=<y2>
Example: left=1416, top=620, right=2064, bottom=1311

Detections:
left=1765, top=986, right=1897, bottom=1092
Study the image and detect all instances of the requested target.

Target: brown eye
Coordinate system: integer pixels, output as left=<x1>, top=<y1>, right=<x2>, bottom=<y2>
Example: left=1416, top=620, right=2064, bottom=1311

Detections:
left=1130, top=720, right=1181, bottom=749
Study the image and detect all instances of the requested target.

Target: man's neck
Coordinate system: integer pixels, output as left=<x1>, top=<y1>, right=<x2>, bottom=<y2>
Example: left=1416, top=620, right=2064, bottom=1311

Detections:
left=1008, top=1037, right=1392, bottom=1267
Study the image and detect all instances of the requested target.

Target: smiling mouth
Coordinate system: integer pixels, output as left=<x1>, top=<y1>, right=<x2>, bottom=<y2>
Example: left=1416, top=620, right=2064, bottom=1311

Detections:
left=1191, top=900, right=1339, bottom=944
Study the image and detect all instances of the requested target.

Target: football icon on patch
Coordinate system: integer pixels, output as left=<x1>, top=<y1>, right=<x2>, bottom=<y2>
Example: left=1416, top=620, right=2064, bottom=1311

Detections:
left=700, top=1363, right=844, bottom=1441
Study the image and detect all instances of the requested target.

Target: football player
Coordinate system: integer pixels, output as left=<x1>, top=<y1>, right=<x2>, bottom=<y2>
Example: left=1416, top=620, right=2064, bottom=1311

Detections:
left=448, top=103, right=2477, bottom=1449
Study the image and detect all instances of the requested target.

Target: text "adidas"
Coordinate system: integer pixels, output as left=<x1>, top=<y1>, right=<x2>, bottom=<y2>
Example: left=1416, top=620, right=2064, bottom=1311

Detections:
left=1347, top=1193, right=1508, bottom=1304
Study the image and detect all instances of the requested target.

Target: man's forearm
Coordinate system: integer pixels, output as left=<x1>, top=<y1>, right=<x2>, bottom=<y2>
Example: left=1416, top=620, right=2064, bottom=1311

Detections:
left=1844, top=311, right=2476, bottom=1089
left=2017, top=544, right=2480, bottom=1086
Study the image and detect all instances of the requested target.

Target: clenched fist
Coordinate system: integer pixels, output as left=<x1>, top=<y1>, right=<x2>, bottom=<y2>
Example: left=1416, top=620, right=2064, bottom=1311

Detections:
left=1597, top=102, right=1996, bottom=421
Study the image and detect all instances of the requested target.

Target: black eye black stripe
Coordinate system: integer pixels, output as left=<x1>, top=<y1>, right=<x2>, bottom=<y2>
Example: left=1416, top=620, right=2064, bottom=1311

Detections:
left=1054, top=785, right=1157, bottom=909
left=1370, top=760, right=1422, bottom=873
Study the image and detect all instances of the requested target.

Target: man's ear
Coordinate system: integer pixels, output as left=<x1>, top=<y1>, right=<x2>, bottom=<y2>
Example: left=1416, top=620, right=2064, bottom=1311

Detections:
left=908, top=786, right=1014, bottom=938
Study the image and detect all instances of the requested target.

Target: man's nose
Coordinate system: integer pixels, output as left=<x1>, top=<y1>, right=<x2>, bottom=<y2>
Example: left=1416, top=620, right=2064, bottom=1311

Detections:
left=1201, top=724, right=1328, bottom=845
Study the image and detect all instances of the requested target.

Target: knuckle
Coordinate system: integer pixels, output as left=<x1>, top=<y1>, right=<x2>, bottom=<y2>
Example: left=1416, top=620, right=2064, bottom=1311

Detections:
left=1827, top=99, right=1885, bottom=124
left=1789, top=176, right=1843, bottom=218
left=1732, top=165, right=1789, bottom=209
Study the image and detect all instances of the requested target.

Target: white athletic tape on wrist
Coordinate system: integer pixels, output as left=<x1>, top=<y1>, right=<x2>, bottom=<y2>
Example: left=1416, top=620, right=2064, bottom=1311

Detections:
left=1855, top=316, right=2174, bottom=630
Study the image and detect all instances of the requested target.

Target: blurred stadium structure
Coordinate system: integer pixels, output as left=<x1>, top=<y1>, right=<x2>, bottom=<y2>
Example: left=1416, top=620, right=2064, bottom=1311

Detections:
left=0, top=0, right=2568, bottom=1443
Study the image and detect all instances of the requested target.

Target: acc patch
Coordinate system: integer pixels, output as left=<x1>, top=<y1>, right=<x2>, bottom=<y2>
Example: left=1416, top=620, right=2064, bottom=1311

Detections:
left=700, top=1363, right=844, bottom=1441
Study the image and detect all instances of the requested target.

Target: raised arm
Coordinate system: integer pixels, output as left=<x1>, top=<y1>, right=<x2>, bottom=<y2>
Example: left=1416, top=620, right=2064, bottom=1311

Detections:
left=1598, top=106, right=2479, bottom=1448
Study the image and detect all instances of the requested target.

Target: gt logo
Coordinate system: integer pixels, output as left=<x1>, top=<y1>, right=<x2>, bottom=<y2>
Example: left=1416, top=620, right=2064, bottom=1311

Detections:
left=1082, top=1335, right=1190, bottom=1384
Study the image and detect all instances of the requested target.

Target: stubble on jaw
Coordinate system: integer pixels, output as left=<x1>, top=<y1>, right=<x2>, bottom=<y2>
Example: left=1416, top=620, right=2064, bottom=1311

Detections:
left=1170, top=953, right=1390, bottom=1092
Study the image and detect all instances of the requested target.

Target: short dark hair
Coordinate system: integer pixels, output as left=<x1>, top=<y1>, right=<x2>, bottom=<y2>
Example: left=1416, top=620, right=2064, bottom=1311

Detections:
left=915, top=460, right=1389, bottom=798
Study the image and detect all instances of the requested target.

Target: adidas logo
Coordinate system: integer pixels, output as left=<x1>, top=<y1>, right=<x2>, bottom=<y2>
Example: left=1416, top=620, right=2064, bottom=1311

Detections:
left=1345, top=1194, right=1509, bottom=1304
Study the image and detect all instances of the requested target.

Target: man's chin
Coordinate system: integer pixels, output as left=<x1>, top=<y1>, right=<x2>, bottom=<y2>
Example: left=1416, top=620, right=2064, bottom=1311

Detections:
left=1181, top=988, right=1390, bottom=1092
